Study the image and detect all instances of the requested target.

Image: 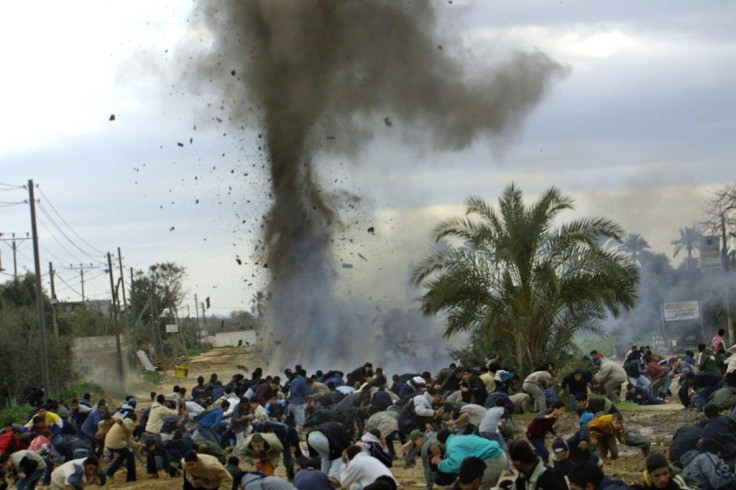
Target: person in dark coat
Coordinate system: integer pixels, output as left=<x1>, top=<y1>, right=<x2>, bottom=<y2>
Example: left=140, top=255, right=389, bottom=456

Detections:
left=347, top=363, right=374, bottom=388
left=306, top=422, right=351, bottom=477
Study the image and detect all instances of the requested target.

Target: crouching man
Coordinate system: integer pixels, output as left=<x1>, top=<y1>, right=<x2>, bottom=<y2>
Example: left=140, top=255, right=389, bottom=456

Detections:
left=50, top=456, right=104, bottom=489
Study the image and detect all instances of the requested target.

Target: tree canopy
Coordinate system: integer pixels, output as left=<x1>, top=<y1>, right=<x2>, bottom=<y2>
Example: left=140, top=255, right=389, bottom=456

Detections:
left=412, top=183, right=640, bottom=375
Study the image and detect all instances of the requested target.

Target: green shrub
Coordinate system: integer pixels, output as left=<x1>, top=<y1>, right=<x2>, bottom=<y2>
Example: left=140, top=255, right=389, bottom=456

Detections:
left=62, top=381, right=106, bottom=401
left=0, top=404, right=32, bottom=425
left=186, top=344, right=213, bottom=357
left=140, top=370, right=164, bottom=385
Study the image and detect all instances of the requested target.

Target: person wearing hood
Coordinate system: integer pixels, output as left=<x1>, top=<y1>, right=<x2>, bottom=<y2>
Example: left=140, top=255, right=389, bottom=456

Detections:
left=339, top=446, right=396, bottom=490
left=399, top=375, right=426, bottom=400
left=681, top=438, right=736, bottom=490
left=508, top=439, right=567, bottom=490
left=356, top=428, right=392, bottom=468
left=569, top=461, right=632, bottom=490
left=635, top=452, right=690, bottom=490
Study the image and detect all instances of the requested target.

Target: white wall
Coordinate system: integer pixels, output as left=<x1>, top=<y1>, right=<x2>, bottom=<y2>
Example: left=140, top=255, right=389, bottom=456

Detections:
left=212, top=330, right=257, bottom=347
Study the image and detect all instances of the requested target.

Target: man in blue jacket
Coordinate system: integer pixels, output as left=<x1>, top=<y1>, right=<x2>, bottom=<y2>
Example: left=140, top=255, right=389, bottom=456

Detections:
left=288, top=368, right=314, bottom=433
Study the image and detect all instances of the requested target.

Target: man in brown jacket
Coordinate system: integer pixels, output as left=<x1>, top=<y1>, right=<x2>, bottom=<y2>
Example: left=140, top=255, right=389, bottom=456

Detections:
left=104, top=413, right=141, bottom=482
left=182, top=450, right=234, bottom=490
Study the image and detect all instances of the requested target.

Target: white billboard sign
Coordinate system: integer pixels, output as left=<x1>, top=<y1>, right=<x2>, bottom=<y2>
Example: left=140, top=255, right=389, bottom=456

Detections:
left=663, top=301, right=700, bottom=322
left=700, top=236, right=723, bottom=271
left=165, top=324, right=179, bottom=333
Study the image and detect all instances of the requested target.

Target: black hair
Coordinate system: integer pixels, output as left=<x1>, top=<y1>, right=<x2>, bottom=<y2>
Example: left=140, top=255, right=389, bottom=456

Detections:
left=719, top=329, right=726, bottom=336
left=569, top=461, right=604, bottom=488
left=184, top=451, right=199, bottom=462
left=551, top=400, right=565, bottom=410
left=227, top=456, right=239, bottom=466
left=345, top=445, right=362, bottom=461
left=83, top=457, right=99, bottom=467
left=368, top=428, right=381, bottom=439
left=458, top=456, right=487, bottom=484
left=363, top=476, right=397, bottom=490
left=704, top=404, right=720, bottom=419
left=436, top=429, right=451, bottom=444
left=508, top=439, right=537, bottom=465
left=156, top=394, right=165, bottom=404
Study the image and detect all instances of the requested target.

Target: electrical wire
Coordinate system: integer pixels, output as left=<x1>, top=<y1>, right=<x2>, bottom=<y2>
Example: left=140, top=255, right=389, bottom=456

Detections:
left=0, top=201, right=25, bottom=207
left=36, top=216, right=86, bottom=265
left=37, top=203, right=106, bottom=265
left=0, top=183, right=24, bottom=190
left=54, top=273, right=83, bottom=297
left=37, top=187, right=106, bottom=255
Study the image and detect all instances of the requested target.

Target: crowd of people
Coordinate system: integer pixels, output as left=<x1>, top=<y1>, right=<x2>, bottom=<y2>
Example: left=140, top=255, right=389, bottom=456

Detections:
left=2, top=330, right=736, bottom=489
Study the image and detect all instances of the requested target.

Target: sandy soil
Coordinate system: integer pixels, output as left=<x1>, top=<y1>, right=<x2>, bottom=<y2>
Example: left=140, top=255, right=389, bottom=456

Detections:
left=94, top=348, right=696, bottom=488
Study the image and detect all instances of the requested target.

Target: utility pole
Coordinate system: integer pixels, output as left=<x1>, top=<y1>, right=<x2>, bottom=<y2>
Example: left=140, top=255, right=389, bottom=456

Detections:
left=0, top=233, right=29, bottom=281
left=117, top=247, right=129, bottom=333
left=107, top=252, right=124, bottom=383
left=28, top=179, right=50, bottom=398
left=194, top=294, right=201, bottom=342
left=722, top=212, right=735, bottom=346
left=62, top=264, right=98, bottom=302
left=49, top=262, right=59, bottom=337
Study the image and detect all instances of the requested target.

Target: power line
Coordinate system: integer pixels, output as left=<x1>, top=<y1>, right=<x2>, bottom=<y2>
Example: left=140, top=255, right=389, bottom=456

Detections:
left=36, top=215, right=87, bottom=265
left=55, top=273, right=83, bottom=297
left=0, top=201, right=26, bottom=207
left=0, top=183, right=24, bottom=190
left=37, top=203, right=105, bottom=265
left=37, top=187, right=106, bottom=255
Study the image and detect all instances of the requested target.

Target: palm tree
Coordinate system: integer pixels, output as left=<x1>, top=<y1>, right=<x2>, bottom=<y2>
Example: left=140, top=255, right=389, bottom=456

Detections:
left=411, top=183, right=639, bottom=375
left=618, top=233, right=651, bottom=265
left=671, top=226, right=702, bottom=260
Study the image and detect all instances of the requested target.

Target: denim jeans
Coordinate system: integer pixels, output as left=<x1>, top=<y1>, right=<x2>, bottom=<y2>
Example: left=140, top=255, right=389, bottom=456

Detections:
left=16, top=468, right=44, bottom=490
left=106, top=447, right=136, bottom=481
left=526, top=433, right=549, bottom=463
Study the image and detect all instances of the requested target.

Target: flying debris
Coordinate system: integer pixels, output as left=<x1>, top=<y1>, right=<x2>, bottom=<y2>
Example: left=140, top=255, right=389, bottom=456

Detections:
left=342, top=263, right=354, bottom=269
left=236, top=256, right=242, bottom=265
left=177, top=142, right=184, bottom=147
left=109, top=114, right=116, bottom=121
left=358, top=253, right=367, bottom=261
left=367, top=226, right=375, bottom=235
left=383, top=117, right=392, bottom=127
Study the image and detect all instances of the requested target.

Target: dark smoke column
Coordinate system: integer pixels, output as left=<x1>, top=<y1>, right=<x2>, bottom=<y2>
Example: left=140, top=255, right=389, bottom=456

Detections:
left=187, top=0, right=567, bottom=368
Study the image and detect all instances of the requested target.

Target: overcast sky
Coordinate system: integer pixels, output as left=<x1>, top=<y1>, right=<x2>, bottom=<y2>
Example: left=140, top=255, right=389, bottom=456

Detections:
left=1, top=1, right=734, bottom=317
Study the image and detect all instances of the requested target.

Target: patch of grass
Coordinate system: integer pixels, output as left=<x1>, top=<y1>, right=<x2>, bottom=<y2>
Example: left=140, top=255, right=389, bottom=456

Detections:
left=62, top=381, right=105, bottom=401
left=186, top=344, right=213, bottom=357
left=0, top=404, right=32, bottom=425
left=613, top=401, right=639, bottom=412
left=140, top=370, right=164, bottom=385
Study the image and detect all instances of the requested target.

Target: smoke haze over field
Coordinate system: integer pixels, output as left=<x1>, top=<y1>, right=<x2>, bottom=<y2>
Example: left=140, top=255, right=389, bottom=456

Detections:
left=183, top=0, right=566, bottom=368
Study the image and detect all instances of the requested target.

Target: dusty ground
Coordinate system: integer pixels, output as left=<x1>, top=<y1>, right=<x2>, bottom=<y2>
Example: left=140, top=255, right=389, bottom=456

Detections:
left=90, top=348, right=696, bottom=488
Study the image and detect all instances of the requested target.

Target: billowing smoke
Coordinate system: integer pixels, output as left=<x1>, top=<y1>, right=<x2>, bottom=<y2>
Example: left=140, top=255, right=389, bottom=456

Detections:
left=185, top=0, right=566, bottom=369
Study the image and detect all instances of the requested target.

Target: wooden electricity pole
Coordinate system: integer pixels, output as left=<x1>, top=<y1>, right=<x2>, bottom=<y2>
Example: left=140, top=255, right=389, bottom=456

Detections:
left=28, top=179, right=50, bottom=397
